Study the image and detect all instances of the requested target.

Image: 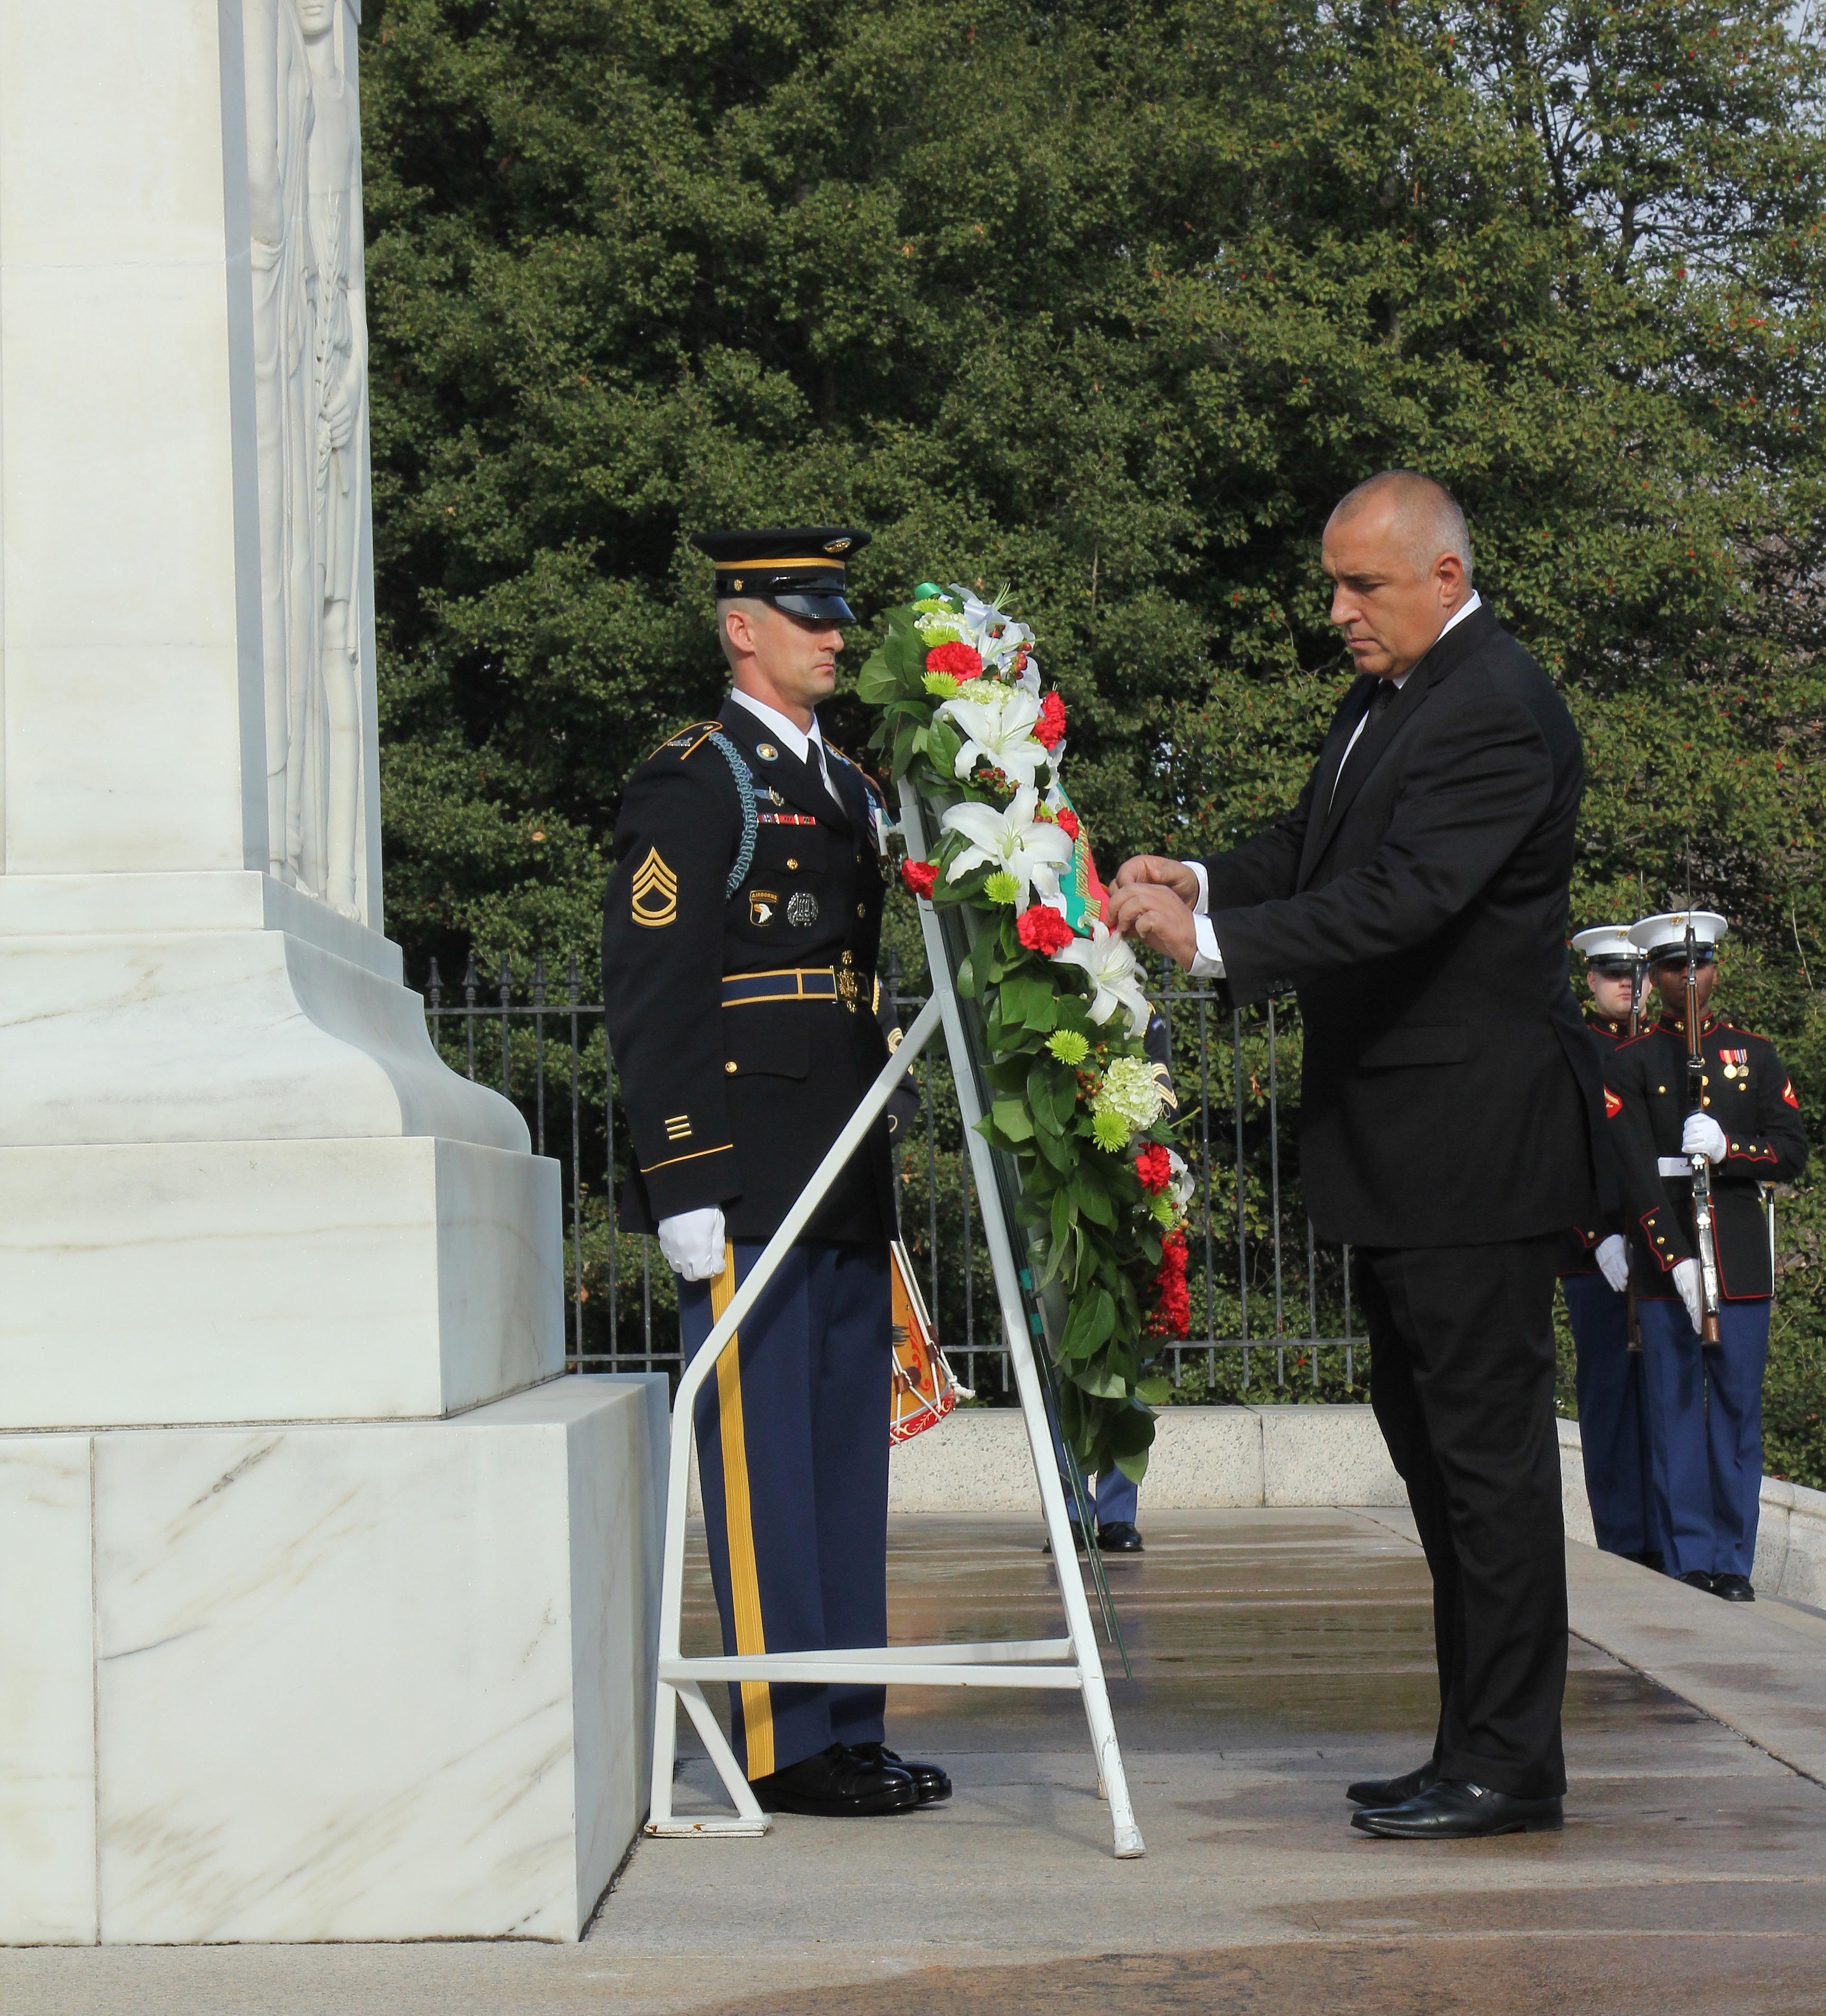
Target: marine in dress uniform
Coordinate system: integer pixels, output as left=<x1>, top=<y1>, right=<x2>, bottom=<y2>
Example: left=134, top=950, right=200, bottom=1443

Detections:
left=1603, top=912, right=1808, bottom=1601
left=601, top=526, right=948, bottom=1817
left=1560, top=925, right=1663, bottom=1570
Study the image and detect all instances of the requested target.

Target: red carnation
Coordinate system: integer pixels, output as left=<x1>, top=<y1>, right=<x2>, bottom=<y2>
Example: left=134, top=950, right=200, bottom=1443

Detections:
left=1134, top=1143, right=1173, bottom=1193
left=901, top=858, right=939, bottom=900
left=1016, top=903, right=1075, bottom=956
left=1143, top=1232, right=1191, bottom=1340
left=1035, top=690, right=1068, bottom=750
left=1055, top=808, right=1080, bottom=841
left=926, top=641, right=983, bottom=680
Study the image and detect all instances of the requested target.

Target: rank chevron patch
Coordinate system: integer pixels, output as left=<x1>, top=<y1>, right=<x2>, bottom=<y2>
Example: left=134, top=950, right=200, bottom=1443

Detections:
left=631, top=847, right=678, bottom=927
left=1604, top=1086, right=1623, bottom=1119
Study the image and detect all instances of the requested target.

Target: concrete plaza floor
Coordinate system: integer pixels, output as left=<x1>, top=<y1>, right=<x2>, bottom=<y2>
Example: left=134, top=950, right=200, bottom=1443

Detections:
left=8, top=1508, right=1826, bottom=2015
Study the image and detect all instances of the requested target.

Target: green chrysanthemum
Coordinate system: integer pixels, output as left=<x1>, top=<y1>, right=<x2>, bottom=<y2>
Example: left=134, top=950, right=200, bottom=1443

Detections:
left=1149, top=1194, right=1176, bottom=1227
left=1047, top=1030, right=1089, bottom=1065
left=924, top=670, right=961, bottom=698
left=983, top=870, right=1022, bottom=905
left=1091, top=1109, right=1130, bottom=1152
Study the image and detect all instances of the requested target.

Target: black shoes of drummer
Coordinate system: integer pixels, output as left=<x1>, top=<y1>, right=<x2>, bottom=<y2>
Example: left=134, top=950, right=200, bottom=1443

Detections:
left=1346, top=1757, right=1439, bottom=1808
left=748, top=1742, right=918, bottom=1817
left=1680, top=1569, right=1718, bottom=1595
left=1098, top=1520, right=1145, bottom=1553
left=849, top=1742, right=952, bottom=1805
left=1351, top=1779, right=1563, bottom=1840
left=1712, top=1572, right=1756, bottom=1602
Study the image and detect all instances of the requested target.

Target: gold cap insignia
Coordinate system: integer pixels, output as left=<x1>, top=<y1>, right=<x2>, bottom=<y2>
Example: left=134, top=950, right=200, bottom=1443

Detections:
left=824, top=537, right=853, bottom=554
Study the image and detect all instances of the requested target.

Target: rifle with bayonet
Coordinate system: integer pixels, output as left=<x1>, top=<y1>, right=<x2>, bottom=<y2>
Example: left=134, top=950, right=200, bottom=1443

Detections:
left=1626, top=948, right=1648, bottom=1350
left=1684, top=918, right=1722, bottom=1346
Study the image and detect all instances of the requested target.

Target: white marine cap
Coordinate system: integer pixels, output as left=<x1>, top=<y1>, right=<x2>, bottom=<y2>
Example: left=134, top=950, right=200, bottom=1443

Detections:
left=1628, top=911, right=1728, bottom=965
left=1571, top=924, right=1639, bottom=971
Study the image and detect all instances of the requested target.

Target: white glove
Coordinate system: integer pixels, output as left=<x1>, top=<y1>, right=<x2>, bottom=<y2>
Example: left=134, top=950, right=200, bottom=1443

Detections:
left=1682, top=1112, right=1728, bottom=1164
left=1596, top=1234, right=1630, bottom=1294
left=1672, top=1256, right=1705, bottom=1334
left=658, top=1207, right=727, bottom=1282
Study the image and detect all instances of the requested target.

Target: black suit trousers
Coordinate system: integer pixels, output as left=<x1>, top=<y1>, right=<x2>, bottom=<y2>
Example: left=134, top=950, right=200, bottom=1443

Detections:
left=1361, top=1236, right=1569, bottom=1799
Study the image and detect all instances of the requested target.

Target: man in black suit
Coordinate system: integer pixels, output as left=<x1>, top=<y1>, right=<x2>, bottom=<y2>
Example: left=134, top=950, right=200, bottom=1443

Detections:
left=1109, top=471, right=1601, bottom=1840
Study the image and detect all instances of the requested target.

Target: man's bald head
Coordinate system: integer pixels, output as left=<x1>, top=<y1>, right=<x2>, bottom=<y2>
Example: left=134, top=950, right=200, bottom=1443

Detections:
left=1321, top=471, right=1477, bottom=681
left=1328, top=471, right=1473, bottom=584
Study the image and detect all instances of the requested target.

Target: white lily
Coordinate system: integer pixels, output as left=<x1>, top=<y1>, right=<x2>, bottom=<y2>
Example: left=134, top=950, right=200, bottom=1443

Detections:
left=935, top=686, right=1050, bottom=789
left=941, top=787, right=1075, bottom=909
left=949, top=584, right=1040, bottom=689
left=1050, top=920, right=1152, bottom=1038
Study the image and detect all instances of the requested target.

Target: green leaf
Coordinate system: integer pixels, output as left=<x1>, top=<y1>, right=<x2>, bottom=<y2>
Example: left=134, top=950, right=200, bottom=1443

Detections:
left=990, top=1098, right=1033, bottom=1143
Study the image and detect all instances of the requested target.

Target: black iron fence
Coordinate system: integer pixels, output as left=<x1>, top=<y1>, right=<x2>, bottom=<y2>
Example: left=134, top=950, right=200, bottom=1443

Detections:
left=422, top=939, right=1367, bottom=1402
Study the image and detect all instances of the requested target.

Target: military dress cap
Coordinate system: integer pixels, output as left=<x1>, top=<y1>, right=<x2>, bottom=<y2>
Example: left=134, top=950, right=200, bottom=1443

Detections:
left=691, top=526, right=871, bottom=624
left=1572, top=924, right=1642, bottom=975
left=1630, top=910, right=1729, bottom=966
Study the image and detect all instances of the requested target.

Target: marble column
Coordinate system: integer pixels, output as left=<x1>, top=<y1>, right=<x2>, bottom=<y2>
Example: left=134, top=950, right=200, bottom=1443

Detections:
left=0, top=1, right=659, bottom=1941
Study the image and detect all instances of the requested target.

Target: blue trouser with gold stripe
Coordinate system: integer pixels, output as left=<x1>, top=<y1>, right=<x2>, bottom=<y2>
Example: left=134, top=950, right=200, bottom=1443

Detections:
left=679, top=1238, right=892, bottom=1779
left=1561, top=1273, right=1661, bottom=1560
left=1636, top=1295, right=1771, bottom=1581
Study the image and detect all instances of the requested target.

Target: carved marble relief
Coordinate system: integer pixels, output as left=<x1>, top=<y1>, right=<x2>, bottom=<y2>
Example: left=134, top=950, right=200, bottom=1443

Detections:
left=244, top=0, right=370, bottom=920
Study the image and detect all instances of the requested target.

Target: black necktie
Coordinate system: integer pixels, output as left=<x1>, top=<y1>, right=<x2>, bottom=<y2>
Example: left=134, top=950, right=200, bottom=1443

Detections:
left=1330, top=680, right=1397, bottom=809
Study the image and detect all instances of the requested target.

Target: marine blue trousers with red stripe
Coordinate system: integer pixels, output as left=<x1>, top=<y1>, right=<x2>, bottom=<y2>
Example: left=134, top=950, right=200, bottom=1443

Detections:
left=1561, top=1273, right=1662, bottom=1561
left=1634, top=1294, right=1771, bottom=1582
left=678, top=1238, right=892, bottom=1780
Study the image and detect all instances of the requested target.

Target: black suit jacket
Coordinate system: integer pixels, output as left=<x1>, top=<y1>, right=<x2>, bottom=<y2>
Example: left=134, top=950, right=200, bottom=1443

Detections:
left=601, top=695, right=893, bottom=1246
left=1196, top=605, right=1603, bottom=1248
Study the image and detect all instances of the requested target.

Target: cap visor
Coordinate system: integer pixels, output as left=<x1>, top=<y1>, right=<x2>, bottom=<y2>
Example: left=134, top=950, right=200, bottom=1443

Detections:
left=773, top=592, right=856, bottom=623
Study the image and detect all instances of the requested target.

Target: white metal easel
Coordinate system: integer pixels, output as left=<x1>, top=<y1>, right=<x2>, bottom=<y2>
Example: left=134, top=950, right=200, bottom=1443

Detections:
left=644, top=784, right=1144, bottom=1859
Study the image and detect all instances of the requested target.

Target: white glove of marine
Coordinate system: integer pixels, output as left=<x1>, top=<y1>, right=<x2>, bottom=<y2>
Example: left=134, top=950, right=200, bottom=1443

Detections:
left=1672, top=1256, right=1705, bottom=1334
left=1682, top=1112, right=1728, bottom=1164
left=1595, top=1234, right=1630, bottom=1294
left=658, top=1207, right=728, bottom=1282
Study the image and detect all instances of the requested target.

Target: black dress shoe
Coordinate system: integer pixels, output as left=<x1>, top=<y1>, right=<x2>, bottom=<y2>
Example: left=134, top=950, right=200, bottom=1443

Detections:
left=748, top=1742, right=918, bottom=1817
left=1347, top=1758, right=1439, bottom=1807
left=1042, top=1523, right=1087, bottom=1555
left=1680, top=1569, right=1717, bottom=1594
left=1711, top=1572, right=1756, bottom=1602
left=1352, top=1779, right=1563, bottom=1840
left=849, top=1742, right=952, bottom=1804
left=1097, top=1520, right=1145, bottom=1553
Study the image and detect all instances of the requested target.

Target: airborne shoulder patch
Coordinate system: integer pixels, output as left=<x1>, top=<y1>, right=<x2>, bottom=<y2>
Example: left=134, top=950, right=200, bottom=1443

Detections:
left=631, top=847, right=678, bottom=928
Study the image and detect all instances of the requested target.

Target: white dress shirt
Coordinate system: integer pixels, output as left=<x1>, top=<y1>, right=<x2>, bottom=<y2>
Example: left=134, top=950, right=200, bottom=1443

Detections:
left=729, top=686, right=842, bottom=806
left=1182, top=593, right=1483, bottom=978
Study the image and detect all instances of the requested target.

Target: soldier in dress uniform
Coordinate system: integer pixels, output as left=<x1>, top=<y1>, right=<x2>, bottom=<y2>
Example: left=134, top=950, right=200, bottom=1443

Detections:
left=602, top=526, right=949, bottom=1817
left=1603, top=911, right=1808, bottom=1601
left=1560, top=925, right=1662, bottom=1569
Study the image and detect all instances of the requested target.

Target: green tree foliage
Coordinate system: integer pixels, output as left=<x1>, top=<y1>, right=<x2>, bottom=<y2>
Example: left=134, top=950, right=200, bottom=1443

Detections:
left=361, top=0, right=1826, bottom=1470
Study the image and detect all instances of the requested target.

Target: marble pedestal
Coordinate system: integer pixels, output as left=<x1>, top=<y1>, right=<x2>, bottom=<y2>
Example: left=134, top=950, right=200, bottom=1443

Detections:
left=0, top=1375, right=666, bottom=1945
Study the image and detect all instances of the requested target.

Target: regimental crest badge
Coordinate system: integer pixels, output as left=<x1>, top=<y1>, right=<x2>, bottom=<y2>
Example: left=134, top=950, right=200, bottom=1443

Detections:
left=787, top=891, right=819, bottom=927
left=1604, top=1087, right=1623, bottom=1119
left=630, top=847, right=677, bottom=928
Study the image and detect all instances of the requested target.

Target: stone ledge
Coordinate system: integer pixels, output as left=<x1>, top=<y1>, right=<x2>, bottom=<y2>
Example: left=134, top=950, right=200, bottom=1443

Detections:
left=1559, top=1415, right=1826, bottom=1610
left=883, top=1404, right=1406, bottom=1512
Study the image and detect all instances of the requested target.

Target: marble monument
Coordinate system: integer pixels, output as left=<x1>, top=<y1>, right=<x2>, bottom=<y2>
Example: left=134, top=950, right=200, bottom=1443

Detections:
left=0, top=0, right=662, bottom=1942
